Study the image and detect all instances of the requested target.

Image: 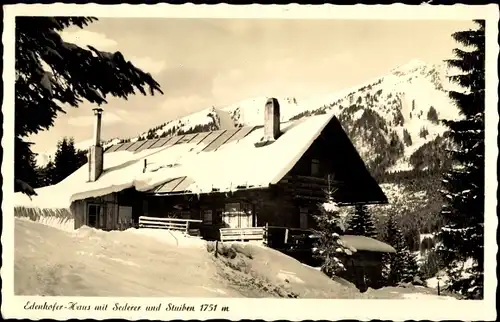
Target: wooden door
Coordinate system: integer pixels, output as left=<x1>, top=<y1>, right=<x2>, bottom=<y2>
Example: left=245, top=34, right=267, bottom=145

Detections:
left=299, top=207, right=308, bottom=229
left=106, top=204, right=114, bottom=230
left=98, top=207, right=106, bottom=228
left=223, top=203, right=242, bottom=228
left=239, top=203, right=253, bottom=228
left=222, top=202, right=254, bottom=228
left=239, top=214, right=252, bottom=228
left=222, top=211, right=239, bottom=228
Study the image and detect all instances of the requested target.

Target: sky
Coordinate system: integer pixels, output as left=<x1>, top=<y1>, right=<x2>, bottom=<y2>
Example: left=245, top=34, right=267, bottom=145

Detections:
left=29, top=18, right=475, bottom=154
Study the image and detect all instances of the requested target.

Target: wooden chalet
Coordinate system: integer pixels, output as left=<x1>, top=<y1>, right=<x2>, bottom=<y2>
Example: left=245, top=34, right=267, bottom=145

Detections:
left=15, top=98, right=388, bottom=238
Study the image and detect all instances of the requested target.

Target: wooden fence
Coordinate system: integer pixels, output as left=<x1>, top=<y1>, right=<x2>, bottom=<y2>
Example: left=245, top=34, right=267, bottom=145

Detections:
left=137, top=216, right=314, bottom=245
left=218, top=225, right=316, bottom=245
left=138, top=216, right=202, bottom=234
left=219, top=227, right=266, bottom=242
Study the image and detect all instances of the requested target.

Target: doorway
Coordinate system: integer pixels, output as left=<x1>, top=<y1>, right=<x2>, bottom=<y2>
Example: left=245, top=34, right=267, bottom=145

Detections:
left=222, top=202, right=253, bottom=228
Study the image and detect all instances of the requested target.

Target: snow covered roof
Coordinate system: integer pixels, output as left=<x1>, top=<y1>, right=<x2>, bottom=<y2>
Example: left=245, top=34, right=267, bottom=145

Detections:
left=15, top=112, right=386, bottom=209
left=341, top=235, right=396, bottom=253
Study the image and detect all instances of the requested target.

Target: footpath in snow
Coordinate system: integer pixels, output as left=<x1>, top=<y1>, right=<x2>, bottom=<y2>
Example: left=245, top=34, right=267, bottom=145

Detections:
left=14, top=218, right=457, bottom=300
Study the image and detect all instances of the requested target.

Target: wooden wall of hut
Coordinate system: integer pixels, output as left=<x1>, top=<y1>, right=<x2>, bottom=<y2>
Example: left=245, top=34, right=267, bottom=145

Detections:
left=139, top=185, right=320, bottom=233
left=238, top=188, right=299, bottom=228
left=71, top=200, right=86, bottom=229
left=145, top=194, right=200, bottom=220
left=76, top=193, right=119, bottom=230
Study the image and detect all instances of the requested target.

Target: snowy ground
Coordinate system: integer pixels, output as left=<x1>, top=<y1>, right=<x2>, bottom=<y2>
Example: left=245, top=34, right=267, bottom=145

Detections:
left=14, top=218, right=457, bottom=299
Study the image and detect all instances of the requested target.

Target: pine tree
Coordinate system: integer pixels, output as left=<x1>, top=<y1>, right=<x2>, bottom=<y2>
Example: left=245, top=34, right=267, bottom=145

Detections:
left=311, top=184, right=352, bottom=277
left=427, top=106, right=439, bottom=124
left=75, top=149, right=88, bottom=168
left=15, top=17, right=163, bottom=192
left=383, top=214, right=419, bottom=286
left=37, top=160, right=55, bottom=187
left=146, top=130, right=158, bottom=139
left=419, top=127, right=429, bottom=139
left=403, top=129, right=413, bottom=146
left=436, top=20, right=485, bottom=300
left=15, top=139, right=40, bottom=189
left=345, top=205, right=378, bottom=238
left=51, top=137, right=88, bottom=184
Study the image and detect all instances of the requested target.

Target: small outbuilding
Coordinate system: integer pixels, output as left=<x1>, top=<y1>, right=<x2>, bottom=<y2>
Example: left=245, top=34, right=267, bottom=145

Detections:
left=337, top=235, right=396, bottom=292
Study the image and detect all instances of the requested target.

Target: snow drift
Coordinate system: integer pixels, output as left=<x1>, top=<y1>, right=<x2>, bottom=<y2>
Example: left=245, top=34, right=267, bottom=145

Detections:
left=14, top=218, right=458, bottom=299
left=14, top=218, right=356, bottom=298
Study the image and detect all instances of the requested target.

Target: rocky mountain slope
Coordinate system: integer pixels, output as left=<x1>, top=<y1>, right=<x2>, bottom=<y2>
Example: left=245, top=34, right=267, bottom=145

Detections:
left=37, top=59, right=459, bottom=180
left=287, top=59, right=459, bottom=177
left=114, top=59, right=458, bottom=179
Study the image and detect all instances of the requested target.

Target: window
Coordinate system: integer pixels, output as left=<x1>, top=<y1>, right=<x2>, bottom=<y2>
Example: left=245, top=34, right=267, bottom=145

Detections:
left=118, top=206, right=133, bottom=229
left=311, top=159, right=320, bottom=176
left=202, top=209, right=213, bottom=224
left=87, top=204, right=104, bottom=228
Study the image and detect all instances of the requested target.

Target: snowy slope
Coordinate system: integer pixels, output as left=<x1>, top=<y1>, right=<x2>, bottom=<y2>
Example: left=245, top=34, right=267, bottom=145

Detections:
left=14, top=218, right=456, bottom=299
left=14, top=218, right=358, bottom=298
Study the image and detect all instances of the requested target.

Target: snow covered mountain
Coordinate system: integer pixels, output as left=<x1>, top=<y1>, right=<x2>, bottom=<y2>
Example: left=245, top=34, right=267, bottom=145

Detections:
left=125, top=96, right=304, bottom=141
left=286, top=59, right=459, bottom=177
left=37, top=59, right=459, bottom=177
left=131, top=59, right=458, bottom=177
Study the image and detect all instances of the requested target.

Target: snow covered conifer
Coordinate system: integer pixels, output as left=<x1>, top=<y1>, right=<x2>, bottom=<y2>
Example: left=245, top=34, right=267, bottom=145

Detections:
left=312, top=184, right=351, bottom=277
left=345, top=205, right=378, bottom=238
left=51, top=138, right=88, bottom=184
left=384, top=214, right=419, bottom=286
left=437, top=20, right=485, bottom=300
left=37, top=160, right=55, bottom=187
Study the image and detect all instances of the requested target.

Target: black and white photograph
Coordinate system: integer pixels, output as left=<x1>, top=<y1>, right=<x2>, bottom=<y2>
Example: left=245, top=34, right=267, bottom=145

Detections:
left=1, top=4, right=498, bottom=321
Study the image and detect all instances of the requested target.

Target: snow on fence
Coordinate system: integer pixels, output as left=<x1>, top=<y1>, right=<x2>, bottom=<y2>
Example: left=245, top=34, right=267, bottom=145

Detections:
left=138, top=216, right=202, bottom=234
left=219, top=227, right=267, bottom=242
left=14, top=206, right=75, bottom=231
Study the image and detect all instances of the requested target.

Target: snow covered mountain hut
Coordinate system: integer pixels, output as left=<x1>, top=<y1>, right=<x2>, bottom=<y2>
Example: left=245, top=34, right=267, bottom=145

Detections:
left=14, top=98, right=388, bottom=238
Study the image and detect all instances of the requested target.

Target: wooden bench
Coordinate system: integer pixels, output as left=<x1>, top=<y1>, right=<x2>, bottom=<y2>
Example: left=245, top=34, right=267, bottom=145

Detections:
left=138, top=216, right=202, bottom=235
left=219, top=227, right=266, bottom=242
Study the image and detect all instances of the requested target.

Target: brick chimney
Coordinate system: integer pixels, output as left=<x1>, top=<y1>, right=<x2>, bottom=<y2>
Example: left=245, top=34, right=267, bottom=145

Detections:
left=88, top=108, right=104, bottom=182
left=263, top=97, right=280, bottom=142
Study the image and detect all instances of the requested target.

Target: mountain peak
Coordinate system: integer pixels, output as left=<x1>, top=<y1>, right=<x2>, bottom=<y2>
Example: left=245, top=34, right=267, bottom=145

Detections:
left=391, top=59, right=430, bottom=75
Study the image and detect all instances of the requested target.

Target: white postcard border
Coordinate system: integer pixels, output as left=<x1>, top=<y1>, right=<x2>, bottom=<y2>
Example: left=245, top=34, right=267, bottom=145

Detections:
left=2, top=3, right=498, bottom=321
